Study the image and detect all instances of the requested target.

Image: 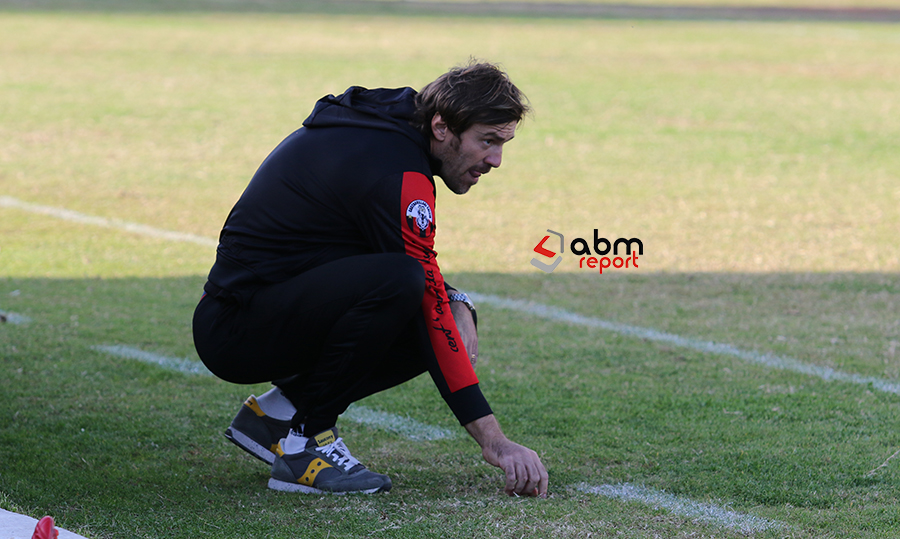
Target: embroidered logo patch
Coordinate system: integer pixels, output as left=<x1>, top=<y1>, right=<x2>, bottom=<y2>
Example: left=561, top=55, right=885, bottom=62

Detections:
left=314, top=430, right=336, bottom=447
left=406, top=199, right=435, bottom=238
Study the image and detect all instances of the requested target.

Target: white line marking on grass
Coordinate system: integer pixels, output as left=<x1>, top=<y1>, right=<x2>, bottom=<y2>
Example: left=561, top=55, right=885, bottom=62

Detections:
left=343, top=404, right=457, bottom=441
left=576, top=483, right=783, bottom=534
left=91, top=344, right=214, bottom=375
left=0, top=311, right=31, bottom=325
left=0, top=508, right=90, bottom=539
left=866, top=447, right=900, bottom=477
left=90, top=344, right=455, bottom=440
left=5, top=197, right=891, bottom=393
left=470, top=293, right=900, bottom=395
left=0, top=196, right=218, bottom=247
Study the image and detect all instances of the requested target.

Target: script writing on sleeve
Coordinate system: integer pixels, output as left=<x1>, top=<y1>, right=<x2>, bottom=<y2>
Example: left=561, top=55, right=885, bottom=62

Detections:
left=432, top=318, right=459, bottom=352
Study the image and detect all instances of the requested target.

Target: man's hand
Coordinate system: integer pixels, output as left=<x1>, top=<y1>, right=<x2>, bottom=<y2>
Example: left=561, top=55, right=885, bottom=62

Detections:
left=464, top=414, right=549, bottom=498
left=449, top=296, right=478, bottom=366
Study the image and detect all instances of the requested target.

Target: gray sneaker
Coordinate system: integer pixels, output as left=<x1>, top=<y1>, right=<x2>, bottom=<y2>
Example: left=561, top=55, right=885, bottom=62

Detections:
left=224, top=395, right=292, bottom=465
left=268, top=427, right=392, bottom=494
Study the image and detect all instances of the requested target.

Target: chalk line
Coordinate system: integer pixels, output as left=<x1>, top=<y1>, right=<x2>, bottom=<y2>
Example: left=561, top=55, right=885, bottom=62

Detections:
left=0, top=509, right=89, bottom=539
left=342, top=404, right=456, bottom=441
left=90, top=344, right=455, bottom=440
left=91, top=344, right=214, bottom=376
left=0, top=196, right=218, bottom=247
left=470, top=293, right=900, bottom=395
left=576, top=483, right=782, bottom=534
left=12, top=197, right=895, bottom=393
left=0, top=311, right=31, bottom=325
left=14, top=197, right=891, bottom=418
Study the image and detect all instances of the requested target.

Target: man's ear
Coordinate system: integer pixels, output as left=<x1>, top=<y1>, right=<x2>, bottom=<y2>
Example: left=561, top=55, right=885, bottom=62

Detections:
left=431, top=113, right=449, bottom=142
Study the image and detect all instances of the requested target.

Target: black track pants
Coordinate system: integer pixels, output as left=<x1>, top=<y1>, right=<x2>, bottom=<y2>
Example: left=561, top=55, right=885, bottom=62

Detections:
left=193, top=253, right=429, bottom=435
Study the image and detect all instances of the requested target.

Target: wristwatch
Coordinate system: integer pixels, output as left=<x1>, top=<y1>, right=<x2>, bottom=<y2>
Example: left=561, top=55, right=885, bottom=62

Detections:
left=448, top=292, right=477, bottom=327
left=448, top=292, right=474, bottom=311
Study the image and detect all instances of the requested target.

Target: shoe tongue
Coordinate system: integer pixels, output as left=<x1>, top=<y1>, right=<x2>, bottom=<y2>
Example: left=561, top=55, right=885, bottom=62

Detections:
left=310, top=427, right=339, bottom=448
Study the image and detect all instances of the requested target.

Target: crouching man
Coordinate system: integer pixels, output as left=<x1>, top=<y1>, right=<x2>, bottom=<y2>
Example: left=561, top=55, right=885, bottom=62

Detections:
left=193, top=61, right=548, bottom=497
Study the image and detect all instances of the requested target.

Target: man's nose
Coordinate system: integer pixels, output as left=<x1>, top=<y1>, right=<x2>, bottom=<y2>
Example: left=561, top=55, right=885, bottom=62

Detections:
left=485, top=146, right=502, bottom=168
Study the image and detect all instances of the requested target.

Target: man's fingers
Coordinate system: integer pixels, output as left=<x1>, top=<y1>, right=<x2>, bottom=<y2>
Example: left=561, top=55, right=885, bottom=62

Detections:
left=521, top=459, right=545, bottom=497
left=525, top=453, right=549, bottom=498
left=504, top=466, right=518, bottom=495
left=503, top=455, right=548, bottom=497
left=509, top=462, right=526, bottom=495
left=536, top=460, right=549, bottom=498
left=516, top=462, right=530, bottom=494
left=521, top=475, right=539, bottom=497
left=486, top=439, right=549, bottom=498
left=504, top=461, right=525, bottom=495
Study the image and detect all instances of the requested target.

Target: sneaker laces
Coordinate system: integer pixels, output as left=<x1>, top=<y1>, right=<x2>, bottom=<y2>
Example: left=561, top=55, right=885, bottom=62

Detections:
left=315, top=437, right=360, bottom=472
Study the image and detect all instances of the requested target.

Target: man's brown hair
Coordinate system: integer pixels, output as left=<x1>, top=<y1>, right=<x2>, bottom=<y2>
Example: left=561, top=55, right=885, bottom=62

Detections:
left=413, top=61, right=530, bottom=138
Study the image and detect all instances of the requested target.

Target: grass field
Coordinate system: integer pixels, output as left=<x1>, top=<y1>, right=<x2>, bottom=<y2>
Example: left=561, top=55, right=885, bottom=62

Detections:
left=3, top=0, right=900, bottom=11
left=1, top=5, right=899, bottom=539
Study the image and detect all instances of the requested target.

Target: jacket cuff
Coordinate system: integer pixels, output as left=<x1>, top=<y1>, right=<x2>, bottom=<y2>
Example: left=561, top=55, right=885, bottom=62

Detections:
left=444, top=383, right=492, bottom=426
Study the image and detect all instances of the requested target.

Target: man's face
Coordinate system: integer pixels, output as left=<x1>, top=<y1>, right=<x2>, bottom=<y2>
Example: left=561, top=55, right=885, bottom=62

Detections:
left=430, top=115, right=517, bottom=195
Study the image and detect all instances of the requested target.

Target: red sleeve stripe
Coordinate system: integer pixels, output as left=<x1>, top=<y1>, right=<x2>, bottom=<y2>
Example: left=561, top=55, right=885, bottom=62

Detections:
left=400, top=171, right=479, bottom=393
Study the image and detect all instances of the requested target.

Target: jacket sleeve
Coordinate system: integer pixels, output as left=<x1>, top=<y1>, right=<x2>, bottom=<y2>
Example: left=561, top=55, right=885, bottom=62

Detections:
left=358, top=170, right=492, bottom=425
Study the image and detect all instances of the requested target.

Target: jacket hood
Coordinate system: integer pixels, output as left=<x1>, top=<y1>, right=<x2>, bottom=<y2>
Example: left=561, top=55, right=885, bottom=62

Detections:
left=302, top=86, right=428, bottom=149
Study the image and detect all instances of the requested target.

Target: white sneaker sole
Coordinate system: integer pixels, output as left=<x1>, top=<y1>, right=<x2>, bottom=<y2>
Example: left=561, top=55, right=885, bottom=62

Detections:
left=224, top=427, right=276, bottom=465
left=267, top=478, right=382, bottom=495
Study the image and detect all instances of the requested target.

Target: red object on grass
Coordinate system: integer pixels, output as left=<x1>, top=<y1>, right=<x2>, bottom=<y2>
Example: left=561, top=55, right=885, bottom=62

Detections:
left=32, top=516, right=59, bottom=539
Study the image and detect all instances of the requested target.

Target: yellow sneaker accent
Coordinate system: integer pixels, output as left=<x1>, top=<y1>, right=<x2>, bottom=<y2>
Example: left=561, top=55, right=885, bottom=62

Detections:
left=245, top=395, right=266, bottom=417
left=275, top=442, right=285, bottom=458
left=299, top=458, right=332, bottom=486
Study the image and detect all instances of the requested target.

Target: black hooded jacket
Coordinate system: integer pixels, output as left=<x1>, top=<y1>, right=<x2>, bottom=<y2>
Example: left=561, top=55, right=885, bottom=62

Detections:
left=206, top=87, right=491, bottom=425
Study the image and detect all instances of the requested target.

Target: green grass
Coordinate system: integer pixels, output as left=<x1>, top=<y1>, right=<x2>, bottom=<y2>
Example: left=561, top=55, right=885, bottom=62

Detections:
left=2, top=7, right=900, bottom=539
left=3, top=271, right=900, bottom=538
left=2, top=14, right=898, bottom=274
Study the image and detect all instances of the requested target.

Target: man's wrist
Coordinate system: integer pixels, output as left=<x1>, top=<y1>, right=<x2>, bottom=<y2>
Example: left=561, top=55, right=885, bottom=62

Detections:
left=448, top=292, right=474, bottom=310
left=448, top=291, right=477, bottom=327
left=464, top=414, right=509, bottom=453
